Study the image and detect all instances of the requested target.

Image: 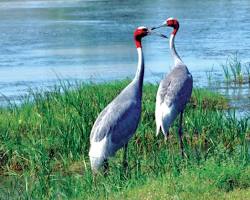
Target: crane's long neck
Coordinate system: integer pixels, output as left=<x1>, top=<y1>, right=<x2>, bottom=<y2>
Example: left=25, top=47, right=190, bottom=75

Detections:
left=170, top=33, right=183, bottom=66
left=133, top=47, right=144, bottom=93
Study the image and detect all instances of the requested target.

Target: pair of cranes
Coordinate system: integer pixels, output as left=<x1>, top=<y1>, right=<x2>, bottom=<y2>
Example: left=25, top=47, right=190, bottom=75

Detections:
left=89, top=18, right=193, bottom=173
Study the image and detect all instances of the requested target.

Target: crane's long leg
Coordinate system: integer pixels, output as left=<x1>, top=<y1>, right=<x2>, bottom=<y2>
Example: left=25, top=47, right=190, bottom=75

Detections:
left=178, top=111, right=184, bottom=157
left=103, top=159, right=109, bottom=176
left=93, top=173, right=97, bottom=188
left=123, top=143, right=128, bottom=175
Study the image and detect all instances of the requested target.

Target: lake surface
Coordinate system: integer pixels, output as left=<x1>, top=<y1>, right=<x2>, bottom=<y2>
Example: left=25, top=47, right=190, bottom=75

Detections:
left=0, top=0, right=249, bottom=116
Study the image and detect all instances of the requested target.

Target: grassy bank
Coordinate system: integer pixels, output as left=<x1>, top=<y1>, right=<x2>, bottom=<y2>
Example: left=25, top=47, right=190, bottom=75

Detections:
left=0, top=80, right=249, bottom=199
left=113, top=160, right=250, bottom=200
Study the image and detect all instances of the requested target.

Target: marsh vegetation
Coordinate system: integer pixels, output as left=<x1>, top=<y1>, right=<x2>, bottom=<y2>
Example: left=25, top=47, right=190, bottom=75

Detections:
left=221, top=53, right=250, bottom=84
left=0, top=80, right=249, bottom=199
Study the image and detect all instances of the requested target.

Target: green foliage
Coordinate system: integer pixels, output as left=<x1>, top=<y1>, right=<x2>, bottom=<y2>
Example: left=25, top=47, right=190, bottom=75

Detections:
left=216, top=165, right=250, bottom=192
left=0, top=80, right=249, bottom=199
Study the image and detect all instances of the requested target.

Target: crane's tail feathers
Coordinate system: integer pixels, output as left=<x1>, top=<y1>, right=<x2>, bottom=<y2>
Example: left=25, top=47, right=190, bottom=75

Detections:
left=161, top=124, right=170, bottom=138
left=156, top=125, right=161, bottom=137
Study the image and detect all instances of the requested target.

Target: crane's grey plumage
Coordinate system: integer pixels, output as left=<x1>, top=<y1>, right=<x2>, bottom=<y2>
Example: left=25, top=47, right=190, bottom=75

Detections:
left=89, top=27, right=149, bottom=172
left=89, top=80, right=142, bottom=169
left=156, top=64, right=193, bottom=134
left=154, top=18, right=193, bottom=156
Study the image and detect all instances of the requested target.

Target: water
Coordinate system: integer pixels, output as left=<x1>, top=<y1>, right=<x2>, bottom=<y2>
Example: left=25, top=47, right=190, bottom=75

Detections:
left=0, top=0, right=249, bottom=116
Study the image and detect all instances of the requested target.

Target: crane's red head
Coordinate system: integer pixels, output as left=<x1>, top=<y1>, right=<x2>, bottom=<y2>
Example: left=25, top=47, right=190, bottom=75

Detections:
left=151, top=17, right=179, bottom=36
left=166, top=18, right=179, bottom=35
left=134, top=26, right=150, bottom=48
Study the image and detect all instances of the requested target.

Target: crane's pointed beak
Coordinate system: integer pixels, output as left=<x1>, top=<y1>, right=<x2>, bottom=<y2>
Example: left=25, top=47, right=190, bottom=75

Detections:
left=155, top=32, right=168, bottom=38
left=151, top=23, right=166, bottom=30
left=149, top=28, right=168, bottom=38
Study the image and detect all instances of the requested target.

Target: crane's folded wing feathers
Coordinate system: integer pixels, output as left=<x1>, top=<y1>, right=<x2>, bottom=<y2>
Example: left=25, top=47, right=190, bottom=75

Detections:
left=174, top=75, right=193, bottom=111
left=158, top=66, right=193, bottom=112
left=90, top=100, right=141, bottom=147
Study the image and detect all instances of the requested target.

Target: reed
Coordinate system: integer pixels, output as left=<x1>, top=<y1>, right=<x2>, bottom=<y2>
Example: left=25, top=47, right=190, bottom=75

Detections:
left=245, top=63, right=250, bottom=83
left=228, top=54, right=243, bottom=84
left=221, top=53, right=250, bottom=84
left=205, top=66, right=214, bottom=85
left=221, top=62, right=231, bottom=83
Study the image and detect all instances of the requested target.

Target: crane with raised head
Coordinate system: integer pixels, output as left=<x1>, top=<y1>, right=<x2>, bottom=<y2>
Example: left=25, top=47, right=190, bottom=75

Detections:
left=152, top=18, right=193, bottom=157
left=89, top=26, right=163, bottom=173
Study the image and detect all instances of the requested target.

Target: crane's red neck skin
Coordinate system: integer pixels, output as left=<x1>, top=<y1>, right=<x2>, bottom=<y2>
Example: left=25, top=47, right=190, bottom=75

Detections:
left=167, top=18, right=179, bottom=36
left=135, top=38, right=142, bottom=48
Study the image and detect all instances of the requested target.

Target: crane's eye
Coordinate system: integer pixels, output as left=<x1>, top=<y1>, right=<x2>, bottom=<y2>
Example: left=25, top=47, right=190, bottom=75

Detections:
left=142, top=28, right=147, bottom=31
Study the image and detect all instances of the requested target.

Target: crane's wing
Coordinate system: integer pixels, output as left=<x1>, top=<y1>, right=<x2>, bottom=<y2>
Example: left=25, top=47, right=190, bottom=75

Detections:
left=167, top=75, right=192, bottom=112
left=158, top=66, right=193, bottom=112
left=158, top=76, right=171, bottom=104
left=90, top=100, right=141, bottom=147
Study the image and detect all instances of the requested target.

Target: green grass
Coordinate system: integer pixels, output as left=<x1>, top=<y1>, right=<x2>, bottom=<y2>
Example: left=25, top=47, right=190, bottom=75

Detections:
left=112, top=160, right=250, bottom=200
left=0, top=80, right=249, bottom=199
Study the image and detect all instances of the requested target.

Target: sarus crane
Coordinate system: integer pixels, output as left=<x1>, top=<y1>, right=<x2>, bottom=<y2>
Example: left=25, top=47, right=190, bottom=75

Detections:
left=89, top=26, right=165, bottom=173
left=153, top=18, right=193, bottom=157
